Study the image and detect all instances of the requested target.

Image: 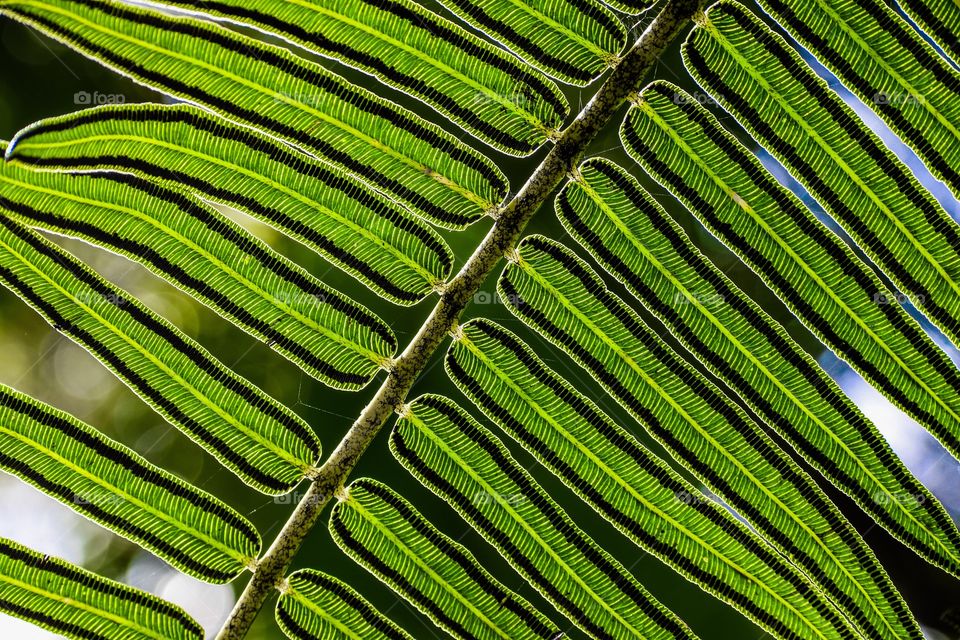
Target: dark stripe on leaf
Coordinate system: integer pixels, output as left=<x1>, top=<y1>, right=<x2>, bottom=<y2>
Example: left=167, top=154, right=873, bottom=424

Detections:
left=759, top=0, right=960, bottom=197
left=626, top=81, right=960, bottom=459
left=276, top=570, right=411, bottom=640
left=434, top=0, right=625, bottom=84
left=0, top=211, right=317, bottom=451
left=154, top=0, right=567, bottom=154
left=0, top=386, right=260, bottom=546
left=393, top=395, right=691, bottom=640
left=0, top=169, right=394, bottom=389
left=0, top=538, right=202, bottom=640
left=4, top=0, right=506, bottom=227
left=556, top=158, right=959, bottom=573
left=0, top=388, right=260, bottom=580
left=896, top=0, right=960, bottom=64
left=445, top=319, right=857, bottom=639
left=10, top=104, right=453, bottom=304
left=330, top=479, right=558, bottom=639
left=685, top=2, right=960, bottom=346
left=502, top=236, right=917, bottom=640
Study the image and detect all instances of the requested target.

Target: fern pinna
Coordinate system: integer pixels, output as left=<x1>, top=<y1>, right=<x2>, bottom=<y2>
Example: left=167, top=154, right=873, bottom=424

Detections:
left=0, top=0, right=957, bottom=638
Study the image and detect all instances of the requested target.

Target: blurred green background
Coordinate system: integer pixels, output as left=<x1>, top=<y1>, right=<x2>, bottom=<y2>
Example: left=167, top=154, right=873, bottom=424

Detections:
left=1, top=4, right=959, bottom=639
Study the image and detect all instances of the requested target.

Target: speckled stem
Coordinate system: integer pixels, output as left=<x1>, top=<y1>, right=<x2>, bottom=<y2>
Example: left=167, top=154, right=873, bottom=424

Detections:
left=215, top=2, right=701, bottom=637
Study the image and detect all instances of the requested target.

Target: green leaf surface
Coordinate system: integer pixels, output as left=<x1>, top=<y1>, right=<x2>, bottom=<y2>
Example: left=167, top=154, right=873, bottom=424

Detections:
left=329, top=478, right=560, bottom=640
left=8, top=104, right=454, bottom=305
left=447, top=318, right=861, bottom=640
left=0, top=158, right=397, bottom=390
left=432, top=0, right=626, bottom=85
left=683, top=0, right=960, bottom=348
left=500, top=234, right=920, bottom=640
left=0, top=211, right=319, bottom=494
left=140, top=0, right=568, bottom=155
left=756, top=0, right=960, bottom=203
left=0, top=536, right=203, bottom=639
left=392, top=393, right=697, bottom=640
left=623, top=79, right=960, bottom=472
left=556, top=156, right=960, bottom=576
left=0, top=0, right=507, bottom=228
left=276, top=570, right=412, bottom=640
left=0, top=383, right=261, bottom=580
left=896, top=0, right=960, bottom=65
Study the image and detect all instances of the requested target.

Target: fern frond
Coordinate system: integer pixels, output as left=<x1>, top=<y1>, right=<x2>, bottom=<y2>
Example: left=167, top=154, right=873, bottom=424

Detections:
left=556, top=156, right=960, bottom=576
left=1, top=0, right=952, bottom=637
left=623, top=80, right=960, bottom=467
left=683, top=0, right=960, bottom=348
left=392, top=394, right=696, bottom=640
left=8, top=104, right=454, bottom=306
left=0, top=537, right=203, bottom=640
left=499, top=235, right=921, bottom=640
left=0, top=0, right=507, bottom=228
left=447, top=318, right=862, bottom=640
left=134, top=0, right=568, bottom=155
left=329, top=478, right=560, bottom=640
left=0, top=158, right=397, bottom=389
left=0, top=211, right=319, bottom=493
left=756, top=0, right=960, bottom=203
left=0, top=383, right=260, bottom=581
left=431, top=0, right=626, bottom=85
left=276, top=570, right=412, bottom=640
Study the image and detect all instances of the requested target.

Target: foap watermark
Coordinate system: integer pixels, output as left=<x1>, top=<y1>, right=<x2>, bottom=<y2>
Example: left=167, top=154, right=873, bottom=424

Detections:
left=74, top=90, right=126, bottom=106
left=273, top=292, right=329, bottom=306
left=872, top=91, right=926, bottom=107
left=269, top=490, right=336, bottom=507
left=272, top=490, right=313, bottom=505
left=672, top=90, right=724, bottom=108
left=674, top=489, right=712, bottom=506
left=72, top=291, right=129, bottom=307
left=471, top=89, right=537, bottom=110
left=472, top=491, right=528, bottom=507
left=939, top=607, right=960, bottom=634
left=273, top=91, right=326, bottom=108
left=672, top=290, right=725, bottom=307
left=73, top=490, right=128, bottom=507
left=472, top=291, right=525, bottom=307
left=871, top=490, right=926, bottom=508
left=872, top=291, right=926, bottom=307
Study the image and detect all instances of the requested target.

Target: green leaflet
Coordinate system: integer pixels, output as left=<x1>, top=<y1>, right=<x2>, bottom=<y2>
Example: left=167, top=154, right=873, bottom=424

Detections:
left=0, top=537, right=202, bottom=640
left=500, top=235, right=920, bottom=640
left=141, top=0, right=568, bottom=155
left=756, top=0, right=960, bottom=204
left=329, top=478, right=560, bottom=640
left=896, top=0, right=960, bottom=65
left=446, top=319, right=860, bottom=640
left=0, top=159, right=396, bottom=390
left=433, top=0, right=626, bottom=85
left=556, top=157, right=960, bottom=576
left=276, top=570, right=412, bottom=640
left=0, top=0, right=507, bottom=228
left=8, top=104, right=454, bottom=306
left=0, top=212, right=319, bottom=494
left=683, top=1, right=960, bottom=349
left=623, top=80, right=960, bottom=473
left=392, top=394, right=697, bottom=640
left=0, top=383, right=261, bottom=580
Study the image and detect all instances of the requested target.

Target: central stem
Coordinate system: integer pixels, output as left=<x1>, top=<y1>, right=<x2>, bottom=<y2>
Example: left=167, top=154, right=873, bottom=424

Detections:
left=216, top=2, right=702, bottom=637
